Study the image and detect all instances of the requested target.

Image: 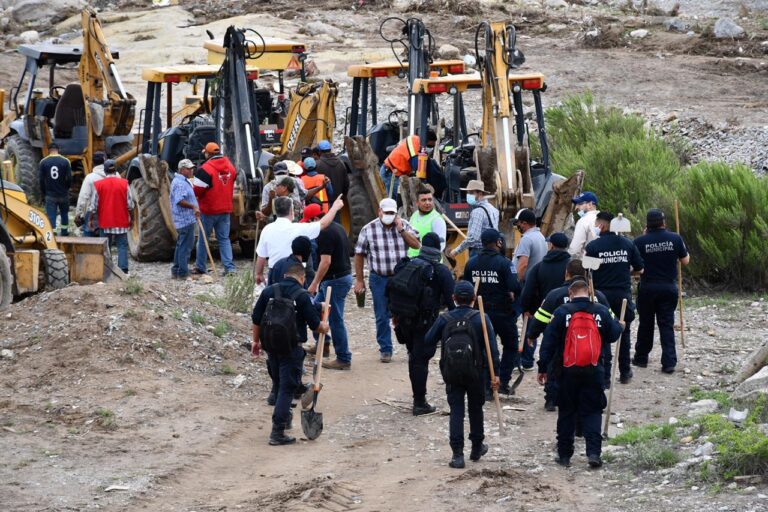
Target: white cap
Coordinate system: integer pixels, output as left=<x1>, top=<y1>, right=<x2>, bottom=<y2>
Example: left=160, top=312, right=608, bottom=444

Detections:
left=178, top=158, right=194, bottom=169
left=379, top=198, right=397, bottom=212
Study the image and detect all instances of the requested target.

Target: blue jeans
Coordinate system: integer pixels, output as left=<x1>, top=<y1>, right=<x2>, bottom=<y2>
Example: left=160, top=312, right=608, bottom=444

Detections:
left=172, top=223, right=195, bottom=277
left=45, top=196, right=69, bottom=235
left=101, top=231, right=128, bottom=273
left=380, top=165, right=400, bottom=198
left=82, top=212, right=98, bottom=237
left=369, top=272, right=393, bottom=355
left=314, top=274, right=353, bottom=363
left=195, top=213, right=235, bottom=273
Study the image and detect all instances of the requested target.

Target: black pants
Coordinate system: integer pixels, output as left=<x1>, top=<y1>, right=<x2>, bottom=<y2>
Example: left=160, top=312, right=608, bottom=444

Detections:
left=395, top=320, right=430, bottom=403
left=557, top=367, right=607, bottom=458
left=487, top=309, right=519, bottom=387
left=269, top=345, right=304, bottom=429
left=544, top=360, right=560, bottom=403
left=602, top=291, right=634, bottom=381
left=447, top=381, right=486, bottom=453
left=635, top=282, right=678, bottom=368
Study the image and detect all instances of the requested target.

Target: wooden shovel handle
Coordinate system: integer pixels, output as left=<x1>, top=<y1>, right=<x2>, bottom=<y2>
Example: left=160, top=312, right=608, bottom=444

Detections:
left=312, top=286, right=332, bottom=392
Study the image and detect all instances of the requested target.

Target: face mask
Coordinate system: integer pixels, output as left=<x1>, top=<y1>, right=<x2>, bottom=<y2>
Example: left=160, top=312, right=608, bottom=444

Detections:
left=577, top=209, right=586, bottom=218
left=381, top=214, right=396, bottom=225
left=466, top=194, right=477, bottom=206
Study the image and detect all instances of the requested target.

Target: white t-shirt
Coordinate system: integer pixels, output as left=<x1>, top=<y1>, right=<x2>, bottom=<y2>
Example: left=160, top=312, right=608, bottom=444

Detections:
left=256, top=217, right=322, bottom=264
left=569, top=209, right=599, bottom=258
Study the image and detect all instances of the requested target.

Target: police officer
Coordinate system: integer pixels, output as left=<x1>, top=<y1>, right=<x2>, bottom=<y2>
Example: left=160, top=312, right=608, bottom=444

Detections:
left=527, top=259, right=610, bottom=411
left=585, top=211, right=644, bottom=386
left=463, top=228, right=520, bottom=396
left=537, top=279, right=625, bottom=469
left=633, top=209, right=690, bottom=374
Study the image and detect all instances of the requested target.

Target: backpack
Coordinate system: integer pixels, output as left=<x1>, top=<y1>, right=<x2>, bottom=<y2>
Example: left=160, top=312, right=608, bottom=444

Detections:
left=261, top=284, right=304, bottom=356
left=563, top=310, right=601, bottom=368
left=440, top=310, right=482, bottom=386
left=386, top=258, right=436, bottom=322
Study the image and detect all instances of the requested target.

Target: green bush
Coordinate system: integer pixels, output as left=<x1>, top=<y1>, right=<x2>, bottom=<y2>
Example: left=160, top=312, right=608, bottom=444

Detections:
left=221, top=271, right=256, bottom=313
left=677, top=162, right=768, bottom=289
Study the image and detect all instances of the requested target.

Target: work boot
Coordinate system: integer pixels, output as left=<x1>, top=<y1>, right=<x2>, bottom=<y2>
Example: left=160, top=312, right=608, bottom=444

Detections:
left=556, top=456, right=571, bottom=468
left=380, top=352, right=392, bottom=363
left=449, top=452, right=465, bottom=469
left=620, top=370, right=633, bottom=384
left=286, top=410, right=294, bottom=431
left=322, top=359, right=351, bottom=370
left=588, top=454, right=603, bottom=468
left=267, top=390, right=277, bottom=406
left=307, top=342, right=330, bottom=358
left=413, top=400, right=436, bottom=416
left=498, top=382, right=511, bottom=395
left=544, top=399, right=557, bottom=412
left=469, top=443, right=488, bottom=462
left=268, top=425, right=296, bottom=446
left=662, top=366, right=675, bottom=374
left=631, top=357, right=648, bottom=368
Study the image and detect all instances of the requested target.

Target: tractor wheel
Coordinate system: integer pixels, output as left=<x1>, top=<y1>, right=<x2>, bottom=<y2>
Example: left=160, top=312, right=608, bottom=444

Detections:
left=348, top=173, right=376, bottom=243
left=0, top=245, right=13, bottom=310
left=6, top=134, right=42, bottom=204
left=127, top=178, right=175, bottom=262
left=110, top=142, right=135, bottom=172
left=41, top=249, right=69, bottom=290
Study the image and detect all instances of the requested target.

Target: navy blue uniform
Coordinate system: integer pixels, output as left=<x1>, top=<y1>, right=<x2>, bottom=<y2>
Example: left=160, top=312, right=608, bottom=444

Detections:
left=393, top=254, right=455, bottom=404
left=464, top=248, right=522, bottom=388
left=425, top=306, right=500, bottom=453
left=529, top=281, right=610, bottom=404
left=633, top=228, right=688, bottom=369
left=252, top=277, right=320, bottom=430
left=268, top=254, right=315, bottom=288
left=39, top=155, right=72, bottom=235
left=539, top=298, right=623, bottom=459
left=585, top=233, right=644, bottom=382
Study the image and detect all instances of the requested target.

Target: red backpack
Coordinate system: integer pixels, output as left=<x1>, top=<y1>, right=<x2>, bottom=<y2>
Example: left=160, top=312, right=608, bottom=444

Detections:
left=563, top=311, right=601, bottom=367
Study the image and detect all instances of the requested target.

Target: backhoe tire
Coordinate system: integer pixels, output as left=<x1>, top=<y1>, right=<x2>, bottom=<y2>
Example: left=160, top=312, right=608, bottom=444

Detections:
left=110, top=142, right=135, bottom=172
left=348, top=173, right=376, bottom=243
left=6, top=134, right=42, bottom=204
left=0, top=245, right=13, bottom=310
left=128, top=177, right=175, bottom=262
left=41, top=249, right=69, bottom=290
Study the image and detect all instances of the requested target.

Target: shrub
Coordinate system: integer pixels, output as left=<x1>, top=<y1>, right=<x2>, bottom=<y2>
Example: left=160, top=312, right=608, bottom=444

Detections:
left=677, top=162, right=768, bottom=289
left=122, top=277, right=143, bottom=295
left=690, top=387, right=732, bottom=409
left=627, top=440, right=680, bottom=471
left=221, top=271, right=256, bottom=313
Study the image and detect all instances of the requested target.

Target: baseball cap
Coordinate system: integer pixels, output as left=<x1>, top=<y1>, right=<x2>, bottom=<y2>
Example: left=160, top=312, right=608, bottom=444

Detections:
left=303, top=157, right=317, bottom=169
left=546, top=232, right=569, bottom=249
left=379, top=198, right=397, bottom=213
left=596, top=211, right=614, bottom=222
left=103, top=159, right=116, bottom=172
left=291, top=236, right=312, bottom=260
left=178, top=158, right=195, bottom=169
left=646, top=208, right=665, bottom=226
left=317, top=140, right=332, bottom=151
left=572, top=191, right=598, bottom=205
left=300, top=147, right=312, bottom=159
left=454, top=280, right=475, bottom=301
left=480, top=228, right=502, bottom=245
left=93, top=151, right=106, bottom=166
left=300, top=203, right=323, bottom=223
left=273, top=161, right=289, bottom=175
left=204, top=142, right=220, bottom=154
left=514, top=208, right=536, bottom=225
left=421, top=232, right=441, bottom=249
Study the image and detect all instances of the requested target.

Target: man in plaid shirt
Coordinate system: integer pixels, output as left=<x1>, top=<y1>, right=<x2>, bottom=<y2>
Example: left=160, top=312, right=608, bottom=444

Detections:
left=354, top=198, right=420, bottom=362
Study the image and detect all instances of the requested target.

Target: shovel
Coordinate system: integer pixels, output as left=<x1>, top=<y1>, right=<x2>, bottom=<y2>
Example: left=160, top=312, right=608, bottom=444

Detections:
left=609, top=213, right=631, bottom=235
left=477, top=296, right=505, bottom=435
left=602, top=298, right=628, bottom=439
left=510, top=314, right=529, bottom=394
left=581, top=255, right=601, bottom=303
left=196, top=217, right=218, bottom=281
left=301, top=286, right=332, bottom=440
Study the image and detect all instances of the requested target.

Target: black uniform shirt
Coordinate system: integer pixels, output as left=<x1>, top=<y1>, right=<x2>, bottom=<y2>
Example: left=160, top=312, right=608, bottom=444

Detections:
left=252, top=277, right=320, bottom=343
left=633, top=228, right=687, bottom=283
left=38, top=155, right=72, bottom=199
left=463, top=248, right=521, bottom=309
left=585, top=232, right=644, bottom=293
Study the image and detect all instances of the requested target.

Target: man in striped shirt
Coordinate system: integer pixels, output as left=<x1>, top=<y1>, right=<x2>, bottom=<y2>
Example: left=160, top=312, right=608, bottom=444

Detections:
left=450, top=180, right=499, bottom=258
left=354, top=198, right=420, bottom=362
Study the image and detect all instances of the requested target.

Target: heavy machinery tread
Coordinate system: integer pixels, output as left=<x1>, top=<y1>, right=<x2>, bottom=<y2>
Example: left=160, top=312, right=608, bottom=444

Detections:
left=6, top=134, right=42, bottom=204
left=0, top=245, right=12, bottom=310
left=41, top=249, right=69, bottom=290
left=128, top=178, right=175, bottom=262
left=348, top=173, right=376, bottom=243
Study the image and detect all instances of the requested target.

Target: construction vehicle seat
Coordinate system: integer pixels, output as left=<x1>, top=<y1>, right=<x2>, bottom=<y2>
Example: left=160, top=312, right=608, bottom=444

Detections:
left=54, top=126, right=89, bottom=155
left=53, top=83, right=86, bottom=138
left=34, top=98, right=58, bottom=119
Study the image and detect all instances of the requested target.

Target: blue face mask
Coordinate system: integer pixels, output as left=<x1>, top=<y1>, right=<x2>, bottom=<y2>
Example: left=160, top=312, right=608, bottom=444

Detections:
left=466, top=193, right=477, bottom=206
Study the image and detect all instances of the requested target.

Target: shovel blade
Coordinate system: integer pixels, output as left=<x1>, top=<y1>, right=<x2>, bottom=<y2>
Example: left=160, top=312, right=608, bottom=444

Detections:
left=300, top=386, right=322, bottom=410
left=510, top=369, right=525, bottom=394
left=301, top=409, right=324, bottom=440
left=610, top=215, right=632, bottom=234
left=582, top=255, right=602, bottom=270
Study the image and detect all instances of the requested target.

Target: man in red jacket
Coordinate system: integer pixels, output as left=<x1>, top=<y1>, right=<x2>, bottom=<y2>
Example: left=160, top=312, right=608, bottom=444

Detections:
left=88, top=159, right=133, bottom=274
left=192, top=142, right=237, bottom=275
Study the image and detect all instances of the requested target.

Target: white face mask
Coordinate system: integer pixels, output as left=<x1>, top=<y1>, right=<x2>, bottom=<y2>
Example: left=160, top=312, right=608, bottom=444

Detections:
left=577, top=209, right=586, bottom=218
left=381, top=214, right=396, bottom=225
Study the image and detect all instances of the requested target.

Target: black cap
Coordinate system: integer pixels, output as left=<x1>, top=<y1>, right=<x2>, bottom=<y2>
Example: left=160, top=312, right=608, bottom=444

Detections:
left=514, top=208, right=536, bottom=225
left=93, top=151, right=106, bottom=166
left=454, top=280, right=475, bottom=301
left=647, top=208, right=665, bottom=228
left=103, top=159, right=117, bottom=172
left=273, top=161, right=289, bottom=174
left=481, top=228, right=502, bottom=245
left=546, top=232, right=569, bottom=249
left=291, top=236, right=312, bottom=261
left=421, top=232, right=441, bottom=249
left=300, top=147, right=312, bottom=159
left=596, top=211, right=614, bottom=223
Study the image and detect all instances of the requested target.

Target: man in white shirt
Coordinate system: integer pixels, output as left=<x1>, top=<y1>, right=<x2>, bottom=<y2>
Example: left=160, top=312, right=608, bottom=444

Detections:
left=254, top=195, right=344, bottom=284
left=568, top=191, right=600, bottom=258
left=74, top=151, right=106, bottom=236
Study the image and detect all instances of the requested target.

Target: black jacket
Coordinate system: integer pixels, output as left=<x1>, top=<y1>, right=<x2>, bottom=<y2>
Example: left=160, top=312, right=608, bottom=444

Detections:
left=251, top=277, right=319, bottom=343
left=316, top=154, right=350, bottom=203
left=527, top=279, right=610, bottom=340
left=519, top=249, right=571, bottom=314
left=424, top=305, right=500, bottom=374
left=39, top=155, right=72, bottom=199
left=463, top=248, right=520, bottom=311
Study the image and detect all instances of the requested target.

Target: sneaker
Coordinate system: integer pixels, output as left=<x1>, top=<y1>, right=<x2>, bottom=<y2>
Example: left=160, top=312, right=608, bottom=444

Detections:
left=556, top=456, right=571, bottom=468
left=662, top=366, right=675, bottom=374
left=268, top=432, right=296, bottom=446
left=620, top=370, right=633, bottom=384
left=521, top=365, right=535, bottom=372
left=449, top=453, right=465, bottom=469
left=469, top=443, right=488, bottom=462
left=380, top=352, right=392, bottom=363
left=322, top=359, right=351, bottom=370
left=191, top=268, right=207, bottom=275
left=631, top=357, right=648, bottom=368
left=544, top=399, right=557, bottom=412
left=413, top=402, right=436, bottom=416
left=307, top=343, right=330, bottom=358
left=588, top=454, right=603, bottom=468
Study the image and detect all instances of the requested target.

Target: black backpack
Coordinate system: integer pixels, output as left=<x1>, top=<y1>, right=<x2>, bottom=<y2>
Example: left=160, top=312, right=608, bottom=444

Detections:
left=440, top=310, right=482, bottom=386
left=261, top=284, right=304, bottom=356
left=386, top=258, right=436, bottom=322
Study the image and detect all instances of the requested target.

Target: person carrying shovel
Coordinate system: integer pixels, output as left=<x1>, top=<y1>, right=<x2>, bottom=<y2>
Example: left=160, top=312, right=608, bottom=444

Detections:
left=251, top=263, right=330, bottom=446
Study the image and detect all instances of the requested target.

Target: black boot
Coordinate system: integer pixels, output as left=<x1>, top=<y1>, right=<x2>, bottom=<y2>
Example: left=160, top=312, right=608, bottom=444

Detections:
left=469, top=443, right=488, bottom=462
left=269, top=424, right=296, bottom=446
left=267, top=389, right=277, bottom=406
left=413, top=399, right=436, bottom=416
left=449, top=450, right=465, bottom=469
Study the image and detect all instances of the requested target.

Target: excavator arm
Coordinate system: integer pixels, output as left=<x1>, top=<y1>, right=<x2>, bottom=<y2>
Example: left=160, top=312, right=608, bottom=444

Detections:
left=278, top=79, right=338, bottom=158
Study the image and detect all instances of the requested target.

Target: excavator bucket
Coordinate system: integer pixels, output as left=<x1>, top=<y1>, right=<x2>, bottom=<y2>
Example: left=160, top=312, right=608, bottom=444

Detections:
left=56, top=236, right=126, bottom=283
left=539, top=170, right=584, bottom=236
